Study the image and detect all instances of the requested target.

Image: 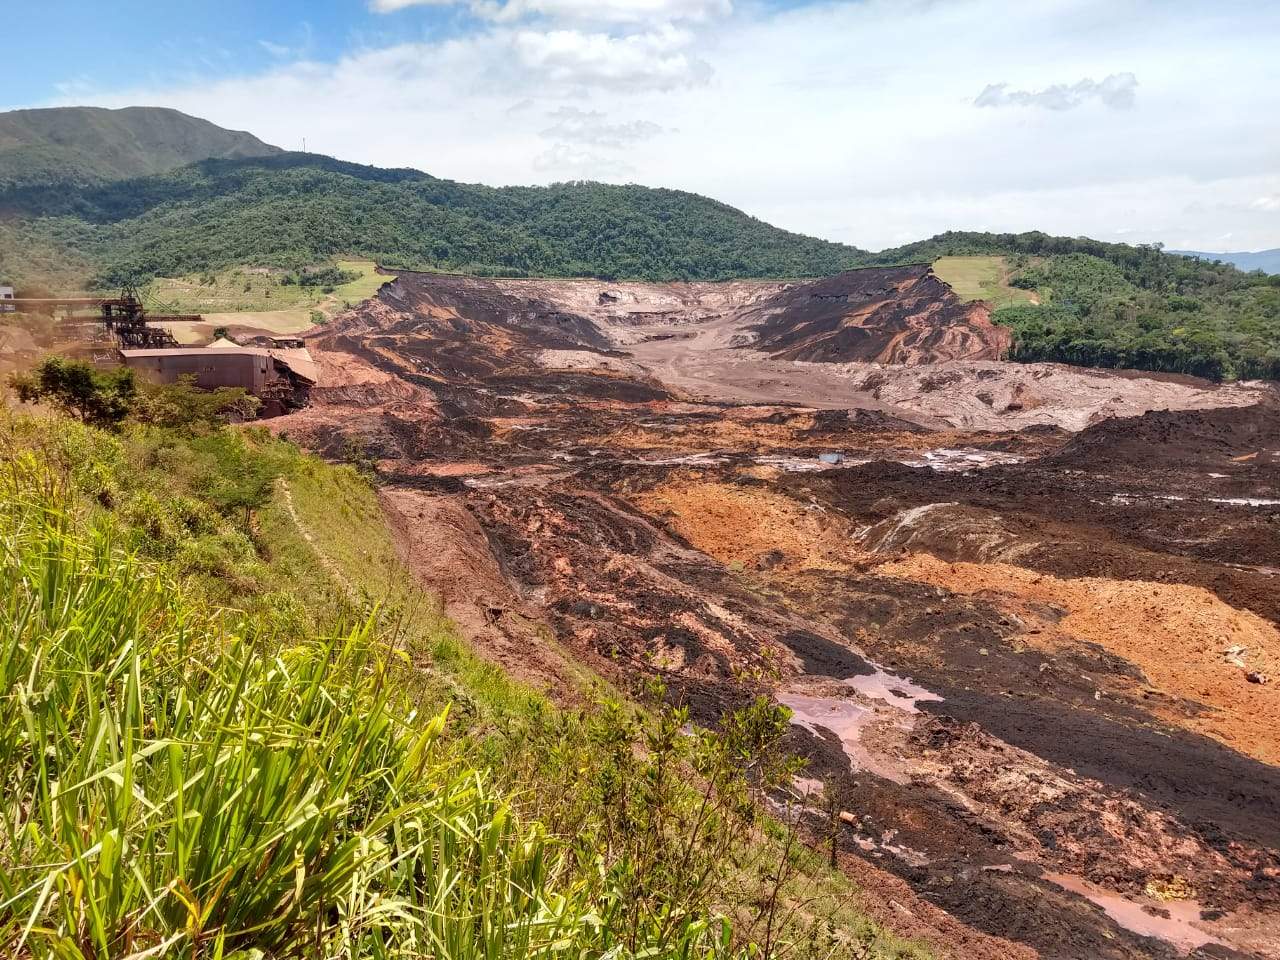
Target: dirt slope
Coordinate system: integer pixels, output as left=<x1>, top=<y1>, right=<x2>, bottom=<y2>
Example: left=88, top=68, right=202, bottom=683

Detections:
left=743, top=266, right=1011, bottom=363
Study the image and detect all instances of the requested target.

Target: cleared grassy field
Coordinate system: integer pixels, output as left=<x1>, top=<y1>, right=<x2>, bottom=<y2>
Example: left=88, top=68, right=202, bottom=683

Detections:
left=332, top=258, right=395, bottom=303
left=151, top=259, right=395, bottom=343
left=933, top=255, right=1039, bottom=307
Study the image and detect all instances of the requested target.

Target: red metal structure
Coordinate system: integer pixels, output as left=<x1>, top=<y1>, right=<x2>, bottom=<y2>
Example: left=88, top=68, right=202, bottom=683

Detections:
left=3, top=283, right=198, bottom=348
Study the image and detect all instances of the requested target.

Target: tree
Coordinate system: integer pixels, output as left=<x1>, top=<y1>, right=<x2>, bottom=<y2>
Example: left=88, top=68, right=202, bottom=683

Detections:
left=132, top=376, right=260, bottom=429
left=210, top=449, right=278, bottom=531
left=10, top=357, right=136, bottom=427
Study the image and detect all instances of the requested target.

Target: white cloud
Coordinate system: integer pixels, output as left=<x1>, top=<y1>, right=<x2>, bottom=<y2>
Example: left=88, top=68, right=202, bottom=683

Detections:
left=52, top=0, right=1280, bottom=250
left=373, top=0, right=731, bottom=23
left=259, top=40, right=293, bottom=58
left=369, top=0, right=453, bottom=12
left=542, top=106, right=662, bottom=146
left=975, top=72, right=1138, bottom=110
left=480, top=0, right=729, bottom=23
left=509, top=25, right=710, bottom=91
left=533, top=142, right=635, bottom=177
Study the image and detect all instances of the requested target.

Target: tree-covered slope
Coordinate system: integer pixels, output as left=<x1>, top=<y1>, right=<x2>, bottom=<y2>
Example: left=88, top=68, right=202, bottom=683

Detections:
left=873, top=232, right=1280, bottom=381
left=0, top=152, right=868, bottom=285
left=0, top=105, right=281, bottom=190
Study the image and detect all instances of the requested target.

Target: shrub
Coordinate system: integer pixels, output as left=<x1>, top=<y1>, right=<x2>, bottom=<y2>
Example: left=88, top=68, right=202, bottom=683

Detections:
left=132, top=376, right=259, bottom=429
left=9, top=356, right=136, bottom=426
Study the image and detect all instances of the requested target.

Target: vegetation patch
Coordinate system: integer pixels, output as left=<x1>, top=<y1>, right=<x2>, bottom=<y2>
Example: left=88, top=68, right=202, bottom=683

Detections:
left=896, top=232, right=1280, bottom=380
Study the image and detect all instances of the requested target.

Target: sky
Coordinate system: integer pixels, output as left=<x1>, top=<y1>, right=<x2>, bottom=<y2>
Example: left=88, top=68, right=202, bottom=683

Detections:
left=5, top=0, right=1279, bottom=253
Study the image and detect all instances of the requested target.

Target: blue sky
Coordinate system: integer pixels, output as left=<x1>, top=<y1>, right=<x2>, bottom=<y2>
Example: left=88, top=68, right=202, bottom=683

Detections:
left=3, top=1, right=810, bottom=107
left=4, top=1, right=459, bottom=108
left=5, top=1, right=1278, bottom=251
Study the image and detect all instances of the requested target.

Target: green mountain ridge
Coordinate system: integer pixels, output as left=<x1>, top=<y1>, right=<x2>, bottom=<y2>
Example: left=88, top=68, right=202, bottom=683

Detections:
left=0, top=105, right=282, bottom=190
left=0, top=150, right=871, bottom=285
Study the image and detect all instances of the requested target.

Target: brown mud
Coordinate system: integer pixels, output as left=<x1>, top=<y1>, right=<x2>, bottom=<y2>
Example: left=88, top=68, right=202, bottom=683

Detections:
left=273, top=269, right=1280, bottom=959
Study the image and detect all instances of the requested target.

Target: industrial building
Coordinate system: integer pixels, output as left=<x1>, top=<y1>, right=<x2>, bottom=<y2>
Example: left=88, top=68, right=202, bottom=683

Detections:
left=120, top=342, right=316, bottom=416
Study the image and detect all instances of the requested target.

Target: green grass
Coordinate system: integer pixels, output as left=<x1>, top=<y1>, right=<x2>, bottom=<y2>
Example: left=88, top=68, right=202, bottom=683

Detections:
left=148, top=267, right=313, bottom=312
left=334, top=259, right=396, bottom=303
left=145, top=259, right=395, bottom=344
left=0, top=408, right=932, bottom=960
left=147, top=259, right=391, bottom=316
left=932, top=255, right=1039, bottom=307
left=0, top=485, right=605, bottom=959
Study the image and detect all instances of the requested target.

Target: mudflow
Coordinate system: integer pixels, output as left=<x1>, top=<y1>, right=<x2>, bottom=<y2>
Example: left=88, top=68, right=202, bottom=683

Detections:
left=276, top=266, right=1280, bottom=960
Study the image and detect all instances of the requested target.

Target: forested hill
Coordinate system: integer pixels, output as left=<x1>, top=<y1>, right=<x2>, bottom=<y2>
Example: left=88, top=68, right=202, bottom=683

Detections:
left=0, top=106, right=282, bottom=191
left=0, top=152, right=868, bottom=286
left=879, top=231, right=1280, bottom=381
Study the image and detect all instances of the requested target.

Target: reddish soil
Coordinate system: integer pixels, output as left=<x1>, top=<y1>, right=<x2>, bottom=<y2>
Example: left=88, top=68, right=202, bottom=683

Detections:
left=272, top=270, right=1280, bottom=960
left=744, top=266, right=1011, bottom=363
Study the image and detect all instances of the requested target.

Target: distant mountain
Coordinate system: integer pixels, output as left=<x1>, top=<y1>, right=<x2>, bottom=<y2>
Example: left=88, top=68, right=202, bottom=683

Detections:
left=1170, top=248, right=1280, bottom=274
left=0, top=106, right=282, bottom=190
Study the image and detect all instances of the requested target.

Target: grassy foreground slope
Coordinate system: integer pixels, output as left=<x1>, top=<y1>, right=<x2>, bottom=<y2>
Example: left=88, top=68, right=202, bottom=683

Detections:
left=0, top=404, right=927, bottom=960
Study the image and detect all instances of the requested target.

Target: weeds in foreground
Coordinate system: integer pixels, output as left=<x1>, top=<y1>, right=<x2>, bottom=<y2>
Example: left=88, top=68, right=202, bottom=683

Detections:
left=0, top=485, right=575, bottom=957
left=0, top=440, right=744, bottom=959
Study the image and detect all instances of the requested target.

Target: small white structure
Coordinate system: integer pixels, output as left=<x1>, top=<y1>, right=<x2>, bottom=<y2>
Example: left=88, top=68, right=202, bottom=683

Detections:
left=0, top=286, right=14, bottom=312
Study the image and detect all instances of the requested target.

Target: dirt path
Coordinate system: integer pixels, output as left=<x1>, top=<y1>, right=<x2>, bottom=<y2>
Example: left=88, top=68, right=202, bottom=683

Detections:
left=276, top=477, right=360, bottom=604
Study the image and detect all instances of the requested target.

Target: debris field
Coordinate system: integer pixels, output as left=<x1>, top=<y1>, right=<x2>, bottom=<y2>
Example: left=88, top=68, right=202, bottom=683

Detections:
left=275, top=268, right=1280, bottom=960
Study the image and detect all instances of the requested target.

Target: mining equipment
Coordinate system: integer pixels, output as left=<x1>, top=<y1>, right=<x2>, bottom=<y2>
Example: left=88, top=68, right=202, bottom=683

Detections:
left=3, top=282, right=198, bottom=348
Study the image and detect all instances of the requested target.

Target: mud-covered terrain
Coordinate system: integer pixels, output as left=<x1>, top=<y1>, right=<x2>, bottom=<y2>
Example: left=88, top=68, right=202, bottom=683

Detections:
left=276, top=269, right=1280, bottom=959
left=743, top=265, right=1009, bottom=363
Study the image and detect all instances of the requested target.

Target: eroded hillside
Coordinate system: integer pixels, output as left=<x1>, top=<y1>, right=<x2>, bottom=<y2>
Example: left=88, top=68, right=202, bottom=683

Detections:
left=273, top=268, right=1280, bottom=960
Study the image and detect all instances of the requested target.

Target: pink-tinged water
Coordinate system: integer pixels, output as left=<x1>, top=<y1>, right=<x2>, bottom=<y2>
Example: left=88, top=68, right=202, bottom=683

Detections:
left=778, top=692, right=910, bottom=783
left=1043, top=873, right=1224, bottom=954
left=843, top=669, right=943, bottom=713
